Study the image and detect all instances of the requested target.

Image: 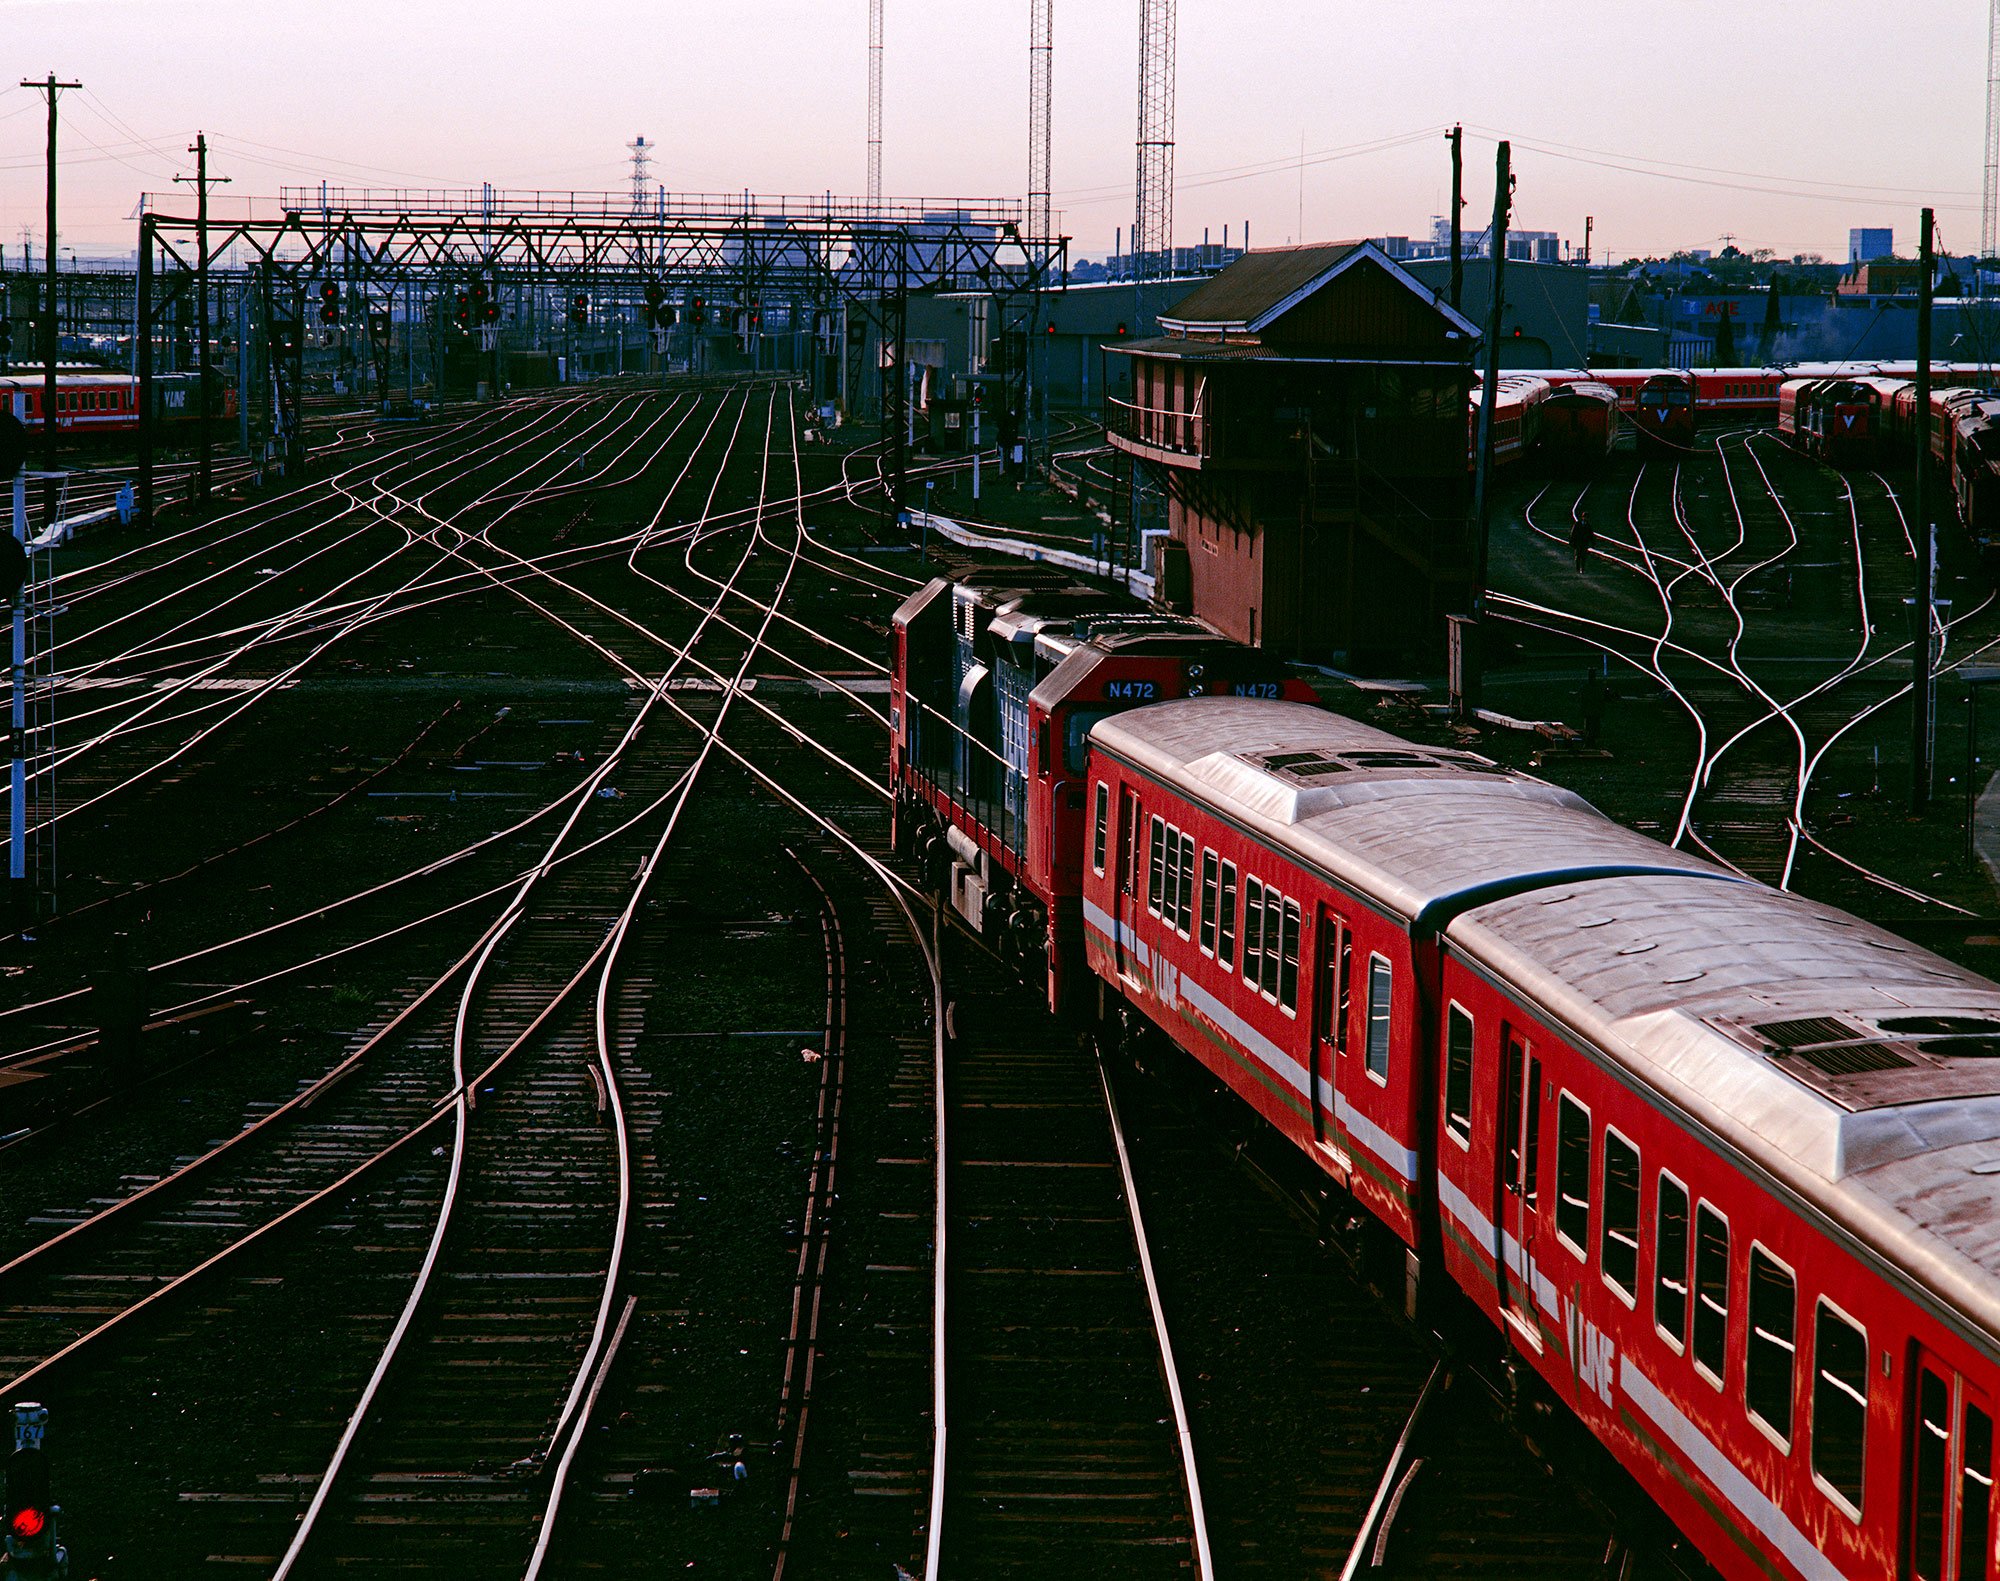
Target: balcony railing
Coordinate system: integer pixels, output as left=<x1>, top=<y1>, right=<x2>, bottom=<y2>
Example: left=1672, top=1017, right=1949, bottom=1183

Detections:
left=1104, top=392, right=1208, bottom=462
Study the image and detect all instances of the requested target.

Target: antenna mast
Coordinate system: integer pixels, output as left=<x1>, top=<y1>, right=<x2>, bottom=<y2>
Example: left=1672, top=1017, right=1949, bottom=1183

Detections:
left=1133, top=0, right=1176, bottom=315
left=1028, top=0, right=1053, bottom=243
left=867, top=0, right=884, bottom=209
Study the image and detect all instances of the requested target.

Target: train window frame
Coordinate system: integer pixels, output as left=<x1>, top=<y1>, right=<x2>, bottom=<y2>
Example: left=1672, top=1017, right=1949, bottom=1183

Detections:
left=1091, top=782, right=1109, bottom=875
left=1218, top=861, right=1237, bottom=969
left=1364, top=954, right=1392, bottom=1085
left=1808, top=1297, right=1868, bottom=1521
left=1198, top=850, right=1218, bottom=957
left=1691, top=1201, right=1732, bottom=1391
left=1148, top=816, right=1166, bottom=918
left=1178, top=833, right=1196, bottom=937
left=1553, top=1093, right=1592, bottom=1259
left=1278, top=898, right=1301, bottom=1015
left=1654, top=1171, right=1690, bottom=1354
left=1260, top=886, right=1283, bottom=1001
left=1243, top=875, right=1265, bottom=988
left=1442, top=1003, right=1473, bottom=1149
left=1599, top=1127, right=1640, bottom=1307
left=1744, top=1243, right=1798, bottom=1452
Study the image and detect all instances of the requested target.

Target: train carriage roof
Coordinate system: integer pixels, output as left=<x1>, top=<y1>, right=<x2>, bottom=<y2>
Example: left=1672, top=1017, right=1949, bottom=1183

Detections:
left=1088, top=698, right=1720, bottom=925
left=1449, top=873, right=2000, bottom=1349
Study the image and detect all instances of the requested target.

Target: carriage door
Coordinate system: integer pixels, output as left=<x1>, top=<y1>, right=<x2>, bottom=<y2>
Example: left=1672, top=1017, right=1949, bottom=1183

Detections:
left=1113, top=786, right=1141, bottom=981
left=1910, top=1352, right=1997, bottom=1581
left=1494, top=1029, right=1543, bottom=1351
left=1309, top=906, right=1349, bottom=1160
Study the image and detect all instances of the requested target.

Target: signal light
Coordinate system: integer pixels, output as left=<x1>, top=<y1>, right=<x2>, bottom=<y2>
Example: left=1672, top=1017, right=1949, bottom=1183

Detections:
left=454, top=289, right=472, bottom=332
left=1114, top=322, right=1128, bottom=337
left=690, top=295, right=706, bottom=328
left=1045, top=322, right=1056, bottom=335
left=319, top=282, right=340, bottom=325
left=9, top=1505, right=43, bottom=1540
left=570, top=292, right=589, bottom=327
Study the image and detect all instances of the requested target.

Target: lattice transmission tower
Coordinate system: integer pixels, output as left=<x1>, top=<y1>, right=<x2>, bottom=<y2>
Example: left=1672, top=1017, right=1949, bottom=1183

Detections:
left=1133, top=0, right=1176, bottom=314
left=1985, top=0, right=2000, bottom=271
left=1028, top=0, right=1053, bottom=244
left=867, top=0, right=884, bottom=210
left=627, top=135, right=651, bottom=214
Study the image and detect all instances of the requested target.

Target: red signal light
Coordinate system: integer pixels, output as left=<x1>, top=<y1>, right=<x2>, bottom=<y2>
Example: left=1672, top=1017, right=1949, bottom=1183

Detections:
left=10, top=1505, right=46, bottom=1539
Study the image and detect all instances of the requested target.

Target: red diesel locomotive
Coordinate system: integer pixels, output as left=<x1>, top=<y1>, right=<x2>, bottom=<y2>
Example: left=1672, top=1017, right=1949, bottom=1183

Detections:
left=893, top=580, right=2000, bottom=1581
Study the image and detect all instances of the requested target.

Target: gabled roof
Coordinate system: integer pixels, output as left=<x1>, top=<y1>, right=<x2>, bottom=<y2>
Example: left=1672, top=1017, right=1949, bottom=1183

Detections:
left=1157, top=240, right=1481, bottom=340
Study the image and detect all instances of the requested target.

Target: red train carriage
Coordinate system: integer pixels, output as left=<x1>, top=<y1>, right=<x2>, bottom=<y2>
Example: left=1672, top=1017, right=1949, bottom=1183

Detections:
left=1441, top=875, right=2000, bottom=1581
left=0, top=370, right=139, bottom=434
left=1537, top=379, right=1620, bottom=467
left=1469, top=374, right=1549, bottom=468
left=1631, top=370, right=1696, bottom=455
left=1065, top=698, right=2000, bottom=1581
left=889, top=574, right=1314, bottom=1012
left=1687, top=368, right=1789, bottom=421
left=1076, top=699, right=1719, bottom=1263
left=0, top=370, right=232, bottom=435
left=1952, top=397, right=2000, bottom=558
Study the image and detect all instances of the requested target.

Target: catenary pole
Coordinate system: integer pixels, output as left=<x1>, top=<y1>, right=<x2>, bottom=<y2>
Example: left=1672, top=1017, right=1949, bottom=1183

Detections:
left=1467, top=139, right=1512, bottom=707
left=23, top=74, right=81, bottom=525
left=175, top=132, right=230, bottom=502
left=1447, top=124, right=1463, bottom=313
left=1911, top=206, right=1937, bottom=809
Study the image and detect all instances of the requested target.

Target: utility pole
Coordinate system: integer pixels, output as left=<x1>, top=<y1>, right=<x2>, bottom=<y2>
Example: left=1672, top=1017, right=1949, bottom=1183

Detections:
left=1447, top=124, right=1463, bottom=313
left=174, top=131, right=229, bottom=503
left=1583, top=215, right=1594, bottom=268
left=1912, top=205, right=1937, bottom=810
left=23, top=73, right=81, bottom=524
left=1027, top=0, right=1054, bottom=482
left=1466, top=139, right=1513, bottom=708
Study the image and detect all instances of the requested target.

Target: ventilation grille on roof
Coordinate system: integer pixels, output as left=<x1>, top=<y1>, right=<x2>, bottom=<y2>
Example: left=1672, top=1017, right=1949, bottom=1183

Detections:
left=1751, top=1017, right=1863, bottom=1050
left=1784, top=1043, right=1916, bottom=1077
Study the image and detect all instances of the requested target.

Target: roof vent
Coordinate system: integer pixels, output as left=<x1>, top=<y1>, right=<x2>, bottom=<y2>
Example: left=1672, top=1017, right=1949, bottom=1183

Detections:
left=1751, top=1017, right=1864, bottom=1050
left=1782, top=1042, right=1916, bottom=1078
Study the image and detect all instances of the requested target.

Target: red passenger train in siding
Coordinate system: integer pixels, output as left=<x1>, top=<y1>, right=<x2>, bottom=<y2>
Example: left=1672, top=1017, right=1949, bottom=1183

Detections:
left=894, top=573, right=2000, bottom=1581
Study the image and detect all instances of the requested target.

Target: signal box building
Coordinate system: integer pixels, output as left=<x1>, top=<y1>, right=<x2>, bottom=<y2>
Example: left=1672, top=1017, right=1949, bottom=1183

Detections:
left=1105, top=242, right=1480, bottom=667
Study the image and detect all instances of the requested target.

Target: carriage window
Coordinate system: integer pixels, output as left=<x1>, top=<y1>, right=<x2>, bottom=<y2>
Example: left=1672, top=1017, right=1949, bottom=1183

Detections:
left=1179, top=834, right=1196, bottom=935
left=1809, top=1303, right=1868, bottom=1515
left=1218, top=861, right=1237, bottom=968
left=1198, top=851, right=1217, bottom=955
left=1162, top=828, right=1181, bottom=927
left=1364, top=956, right=1392, bottom=1080
left=1337, top=933, right=1351, bottom=1053
left=1916, top=1369, right=1950, bottom=1580
left=1746, top=1248, right=1797, bottom=1445
left=1692, top=1204, right=1731, bottom=1386
left=1601, top=1130, right=1640, bottom=1300
left=1278, top=899, right=1300, bottom=1012
left=1655, top=1174, right=1690, bottom=1349
left=1260, top=887, right=1282, bottom=1000
left=1091, top=782, right=1108, bottom=874
left=1148, top=817, right=1165, bottom=917
left=1242, top=876, right=1265, bottom=987
left=1554, top=1095, right=1592, bottom=1256
left=1443, top=1005, right=1474, bottom=1145
left=1961, top=1405, right=1993, bottom=1580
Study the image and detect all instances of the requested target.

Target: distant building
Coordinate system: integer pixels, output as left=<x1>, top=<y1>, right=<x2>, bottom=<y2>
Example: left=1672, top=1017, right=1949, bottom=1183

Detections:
left=1850, top=228, right=1894, bottom=263
left=1838, top=259, right=1921, bottom=297
left=1402, top=218, right=1563, bottom=264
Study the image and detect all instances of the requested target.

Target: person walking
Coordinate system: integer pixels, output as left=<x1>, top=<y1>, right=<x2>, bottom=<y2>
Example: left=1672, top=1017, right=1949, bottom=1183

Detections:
left=1569, top=508, right=1595, bottom=574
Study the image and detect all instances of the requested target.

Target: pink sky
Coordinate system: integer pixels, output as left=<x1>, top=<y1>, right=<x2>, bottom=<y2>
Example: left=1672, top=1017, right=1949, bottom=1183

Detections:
left=1, top=0, right=1982, bottom=265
